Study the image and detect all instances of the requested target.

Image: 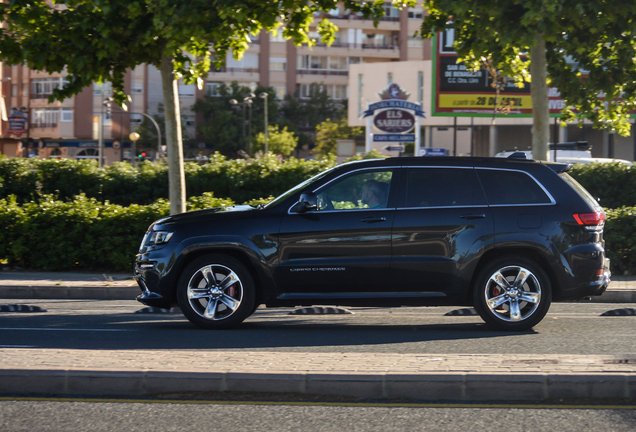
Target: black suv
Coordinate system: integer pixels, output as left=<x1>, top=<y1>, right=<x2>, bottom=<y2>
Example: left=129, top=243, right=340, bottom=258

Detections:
left=135, top=157, right=610, bottom=331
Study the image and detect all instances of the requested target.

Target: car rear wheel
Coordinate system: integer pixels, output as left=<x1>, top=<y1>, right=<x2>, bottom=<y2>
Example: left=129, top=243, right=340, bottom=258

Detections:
left=473, top=256, right=552, bottom=331
left=177, top=254, right=255, bottom=329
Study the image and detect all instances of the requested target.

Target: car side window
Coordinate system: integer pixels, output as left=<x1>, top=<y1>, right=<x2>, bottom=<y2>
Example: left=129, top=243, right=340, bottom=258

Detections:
left=405, top=168, right=486, bottom=208
left=316, top=170, right=393, bottom=211
left=477, top=169, right=552, bottom=205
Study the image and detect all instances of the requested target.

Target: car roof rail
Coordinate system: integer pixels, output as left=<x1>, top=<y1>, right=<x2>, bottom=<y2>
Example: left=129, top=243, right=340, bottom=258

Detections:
left=549, top=141, right=590, bottom=150
left=507, top=152, right=529, bottom=160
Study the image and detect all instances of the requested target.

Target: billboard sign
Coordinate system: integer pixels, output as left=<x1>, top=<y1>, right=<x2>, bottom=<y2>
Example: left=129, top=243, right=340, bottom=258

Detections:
left=433, top=31, right=565, bottom=117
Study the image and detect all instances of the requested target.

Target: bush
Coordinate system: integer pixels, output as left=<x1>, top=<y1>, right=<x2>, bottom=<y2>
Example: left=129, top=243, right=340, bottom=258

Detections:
left=569, top=163, right=636, bottom=209
left=0, top=192, right=243, bottom=272
left=0, top=154, right=334, bottom=206
left=604, top=206, right=636, bottom=275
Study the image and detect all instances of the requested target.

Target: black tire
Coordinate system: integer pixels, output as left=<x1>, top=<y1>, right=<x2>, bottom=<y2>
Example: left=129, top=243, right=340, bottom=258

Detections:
left=473, top=255, right=552, bottom=331
left=177, top=254, right=255, bottom=329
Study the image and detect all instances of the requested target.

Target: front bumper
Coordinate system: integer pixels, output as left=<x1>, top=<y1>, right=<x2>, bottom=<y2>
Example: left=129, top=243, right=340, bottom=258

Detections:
left=135, top=274, right=172, bottom=308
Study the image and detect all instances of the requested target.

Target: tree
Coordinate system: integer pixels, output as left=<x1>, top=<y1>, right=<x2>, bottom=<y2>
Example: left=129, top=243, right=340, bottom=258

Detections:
left=253, top=125, right=298, bottom=157
left=1, top=1, right=411, bottom=214
left=193, top=83, right=279, bottom=156
left=315, top=118, right=363, bottom=156
left=421, top=0, right=636, bottom=161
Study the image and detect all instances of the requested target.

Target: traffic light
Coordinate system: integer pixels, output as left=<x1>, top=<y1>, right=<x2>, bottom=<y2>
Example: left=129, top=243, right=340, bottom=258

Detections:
left=138, top=152, right=147, bottom=159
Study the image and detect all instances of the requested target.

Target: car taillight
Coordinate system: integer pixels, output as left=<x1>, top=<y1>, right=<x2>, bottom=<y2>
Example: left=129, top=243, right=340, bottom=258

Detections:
left=573, top=211, right=606, bottom=231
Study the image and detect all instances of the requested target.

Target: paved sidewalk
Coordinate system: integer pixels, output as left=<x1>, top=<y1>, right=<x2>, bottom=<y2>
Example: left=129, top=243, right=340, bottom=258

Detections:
left=1, top=271, right=635, bottom=303
left=1, top=349, right=635, bottom=402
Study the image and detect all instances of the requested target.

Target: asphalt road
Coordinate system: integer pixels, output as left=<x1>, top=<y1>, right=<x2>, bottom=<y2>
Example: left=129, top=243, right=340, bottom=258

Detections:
left=1, top=399, right=635, bottom=432
left=0, top=299, right=635, bottom=355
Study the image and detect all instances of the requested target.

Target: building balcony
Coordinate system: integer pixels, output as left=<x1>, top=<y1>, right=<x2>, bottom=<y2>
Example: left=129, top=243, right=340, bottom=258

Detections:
left=31, top=123, right=58, bottom=129
left=297, top=69, right=349, bottom=76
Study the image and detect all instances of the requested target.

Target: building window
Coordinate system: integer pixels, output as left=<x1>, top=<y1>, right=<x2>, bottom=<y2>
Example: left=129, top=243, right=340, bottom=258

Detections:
left=130, top=114, right=143, bottom=124
left=93, top=82, right=112, bottom=96
left=270, top=31, right=286, bottom=43
left=408, top=8, right=424, bottom=19
left=382, top=3, right=400, bottom=18
left=11, top=84, right=18, bottom=97
left=206, top=82, right=223, bottom=96
left=31, top=108, right=60, bottom=128
left=184, top=115, right=196, bottom=127
left=61, top=108, right=73, bottom=122
left=298, top=84, right=347, bottom=100
left=49, top=147, right=62, bottom=157
left=297, top=55, right=350, bottom=71
left=131, top=83, right=143, bottom=94
left=178, top=83, right=196, bottom=97
left=31, top=78, right=65, bottom=99
left=270, top=58, right=287, bottom=71
left=274, top=87, right=286, bottom=100
left=22, top=83, right=28, bottom=97
left=388, top=73, right=392, bottom=84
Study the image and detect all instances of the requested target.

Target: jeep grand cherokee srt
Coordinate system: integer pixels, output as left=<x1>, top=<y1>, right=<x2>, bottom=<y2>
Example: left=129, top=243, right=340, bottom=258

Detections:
left=135, top=156, right=610, bottom=331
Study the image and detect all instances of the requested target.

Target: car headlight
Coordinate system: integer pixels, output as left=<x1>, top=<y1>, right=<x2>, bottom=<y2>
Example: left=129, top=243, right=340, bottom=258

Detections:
left=148, top=231, right=174, bottom=246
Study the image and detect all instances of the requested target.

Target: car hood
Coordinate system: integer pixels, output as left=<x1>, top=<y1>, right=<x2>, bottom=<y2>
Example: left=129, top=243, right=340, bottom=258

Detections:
left=153, top=205, right=257, bottom=227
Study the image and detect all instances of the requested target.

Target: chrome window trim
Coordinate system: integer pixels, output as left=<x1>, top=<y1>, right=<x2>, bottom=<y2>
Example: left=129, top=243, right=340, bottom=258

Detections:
left=475, top=167, right=557, bottom=206
left=287, top=166, right=397, bottom=215
left=396, top=204, right=489, bottom=211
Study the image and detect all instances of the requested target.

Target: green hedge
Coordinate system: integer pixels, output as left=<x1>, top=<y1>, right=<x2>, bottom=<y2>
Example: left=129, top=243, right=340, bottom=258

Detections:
left=0, top=154, right=335, bottom=206
left=569, top=163, right=636, bottom=209
left=604, top=207, right=636, bottom=275
left=0, top=193, right=236, bottom=271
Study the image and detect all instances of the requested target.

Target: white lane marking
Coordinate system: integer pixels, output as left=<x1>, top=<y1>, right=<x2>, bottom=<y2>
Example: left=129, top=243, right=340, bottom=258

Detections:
left=0, top=328, right=134, bottom=332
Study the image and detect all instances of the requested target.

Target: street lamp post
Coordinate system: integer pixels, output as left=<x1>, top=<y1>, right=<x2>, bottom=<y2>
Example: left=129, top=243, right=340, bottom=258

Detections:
left=259, top=92, right=269, bottom=155
left=245, top=96, right=253, bottom=155
left=129, top=132, right=140, bottom=167
left=230, top=92, right=256, bottom=156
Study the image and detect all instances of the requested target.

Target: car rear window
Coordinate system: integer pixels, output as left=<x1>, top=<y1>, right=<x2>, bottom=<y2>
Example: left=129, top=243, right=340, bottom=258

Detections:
left=405, top=168, right=487, bottom=207
left=559, top=172, right=602, bottom=210
left=477, top=169, right=552, bottom=205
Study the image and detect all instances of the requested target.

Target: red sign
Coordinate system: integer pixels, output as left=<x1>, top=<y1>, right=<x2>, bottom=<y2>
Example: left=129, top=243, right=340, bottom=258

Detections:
left=373, top=109, right=415, bottom=133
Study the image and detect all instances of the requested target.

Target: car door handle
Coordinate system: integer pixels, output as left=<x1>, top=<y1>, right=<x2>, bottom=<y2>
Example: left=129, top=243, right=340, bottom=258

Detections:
left=361, top=216, right=387, bottom=223
left=460, top=213, right=486, bottom=220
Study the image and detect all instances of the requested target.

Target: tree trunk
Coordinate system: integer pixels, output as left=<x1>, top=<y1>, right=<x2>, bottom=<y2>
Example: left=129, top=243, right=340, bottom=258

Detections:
left=160, top=53, right=186, bottom=215
left=530, top=34, right=549, bottom=161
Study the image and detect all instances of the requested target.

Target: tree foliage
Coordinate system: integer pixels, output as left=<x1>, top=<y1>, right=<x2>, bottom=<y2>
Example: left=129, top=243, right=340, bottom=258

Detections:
left=421, top=0, right=636, bottom=136
left=315, top=118, right=363, bottom=156
left=253, top=125, right=299, bottom=157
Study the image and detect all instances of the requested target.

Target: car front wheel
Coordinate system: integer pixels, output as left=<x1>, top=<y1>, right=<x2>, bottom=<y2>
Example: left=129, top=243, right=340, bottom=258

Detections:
left=473, top=256, right=552, bottom=331
left=177, top=254, right=255, bottom=329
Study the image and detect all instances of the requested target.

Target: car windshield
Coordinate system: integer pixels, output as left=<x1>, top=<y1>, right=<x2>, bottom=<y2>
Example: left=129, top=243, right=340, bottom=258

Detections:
left=263, top=165, right=340, bottom=209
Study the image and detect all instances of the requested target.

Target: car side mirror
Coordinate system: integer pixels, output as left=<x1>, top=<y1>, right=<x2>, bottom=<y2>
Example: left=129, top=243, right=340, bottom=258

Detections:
left=297, top=192, right=318, bottom=212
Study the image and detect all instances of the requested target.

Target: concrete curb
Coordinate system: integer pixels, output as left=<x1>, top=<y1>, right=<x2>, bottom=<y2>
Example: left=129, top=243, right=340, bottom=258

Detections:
left=0, top=286, right=634, bottom=303
left=1, top=369, right=634, bottom=402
